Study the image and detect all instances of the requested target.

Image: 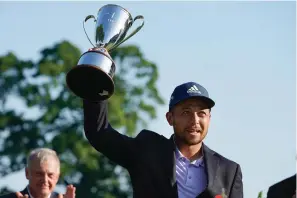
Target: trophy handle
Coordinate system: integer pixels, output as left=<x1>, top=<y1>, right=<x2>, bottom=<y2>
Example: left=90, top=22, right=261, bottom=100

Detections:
left=109, top=15, right=145, bottom=51
left=83, top=15, right=97, bottom=48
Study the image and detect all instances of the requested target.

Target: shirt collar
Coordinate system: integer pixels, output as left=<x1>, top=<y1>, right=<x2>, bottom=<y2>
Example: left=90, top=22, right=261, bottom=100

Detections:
left=173, top=135, right=205, bottom=167
left=26, top=186, right=52, bottom=198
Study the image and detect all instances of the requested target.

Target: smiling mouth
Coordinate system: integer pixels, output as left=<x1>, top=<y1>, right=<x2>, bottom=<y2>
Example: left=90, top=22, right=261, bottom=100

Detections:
left=186, top=129, right=201, bottom=134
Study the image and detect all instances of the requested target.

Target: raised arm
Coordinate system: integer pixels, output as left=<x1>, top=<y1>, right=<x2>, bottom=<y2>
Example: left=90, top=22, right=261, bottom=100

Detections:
left=83, top=99, right=136, bottom=168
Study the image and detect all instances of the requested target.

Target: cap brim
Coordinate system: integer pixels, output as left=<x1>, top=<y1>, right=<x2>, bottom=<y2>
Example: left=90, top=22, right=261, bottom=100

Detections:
left=194, top=96, right=215, bottom=108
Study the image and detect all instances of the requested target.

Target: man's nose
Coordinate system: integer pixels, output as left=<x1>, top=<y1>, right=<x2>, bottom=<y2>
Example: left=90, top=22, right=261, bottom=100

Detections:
left=190, top=112, right=200, bottom=124
left=41, top=174, right=49, bottom=182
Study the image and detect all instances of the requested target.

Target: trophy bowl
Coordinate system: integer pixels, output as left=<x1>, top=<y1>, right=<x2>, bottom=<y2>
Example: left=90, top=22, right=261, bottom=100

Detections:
left=66, top=48, right=115, bottom=101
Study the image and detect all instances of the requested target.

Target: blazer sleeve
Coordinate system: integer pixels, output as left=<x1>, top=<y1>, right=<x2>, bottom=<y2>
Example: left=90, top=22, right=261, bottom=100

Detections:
left=0, top=193, right=16, bottom=198
left=229, top=164, right=243, bottom=198
left=0, top=192, right=19, bottom=198
left=83, top=99, right=136, bottom=168
left=266, top=186, right=277, bottom=198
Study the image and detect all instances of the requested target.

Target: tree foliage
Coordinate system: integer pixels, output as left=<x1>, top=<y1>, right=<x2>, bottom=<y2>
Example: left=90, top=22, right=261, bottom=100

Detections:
left=0, top=40, right=164, bottom=197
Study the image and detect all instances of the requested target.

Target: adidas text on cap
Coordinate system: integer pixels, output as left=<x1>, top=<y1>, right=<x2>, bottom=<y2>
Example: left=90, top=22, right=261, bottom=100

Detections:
left=169, top=82, right=215, bottom=110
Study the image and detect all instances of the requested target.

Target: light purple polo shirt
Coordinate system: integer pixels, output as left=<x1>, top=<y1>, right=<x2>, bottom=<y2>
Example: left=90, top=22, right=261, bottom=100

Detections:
left=175, top=148, right=207, bottom=198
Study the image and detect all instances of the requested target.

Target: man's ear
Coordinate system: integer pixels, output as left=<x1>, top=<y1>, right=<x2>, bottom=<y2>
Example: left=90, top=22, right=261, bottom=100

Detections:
left=166, top=111, right=173, bottom=126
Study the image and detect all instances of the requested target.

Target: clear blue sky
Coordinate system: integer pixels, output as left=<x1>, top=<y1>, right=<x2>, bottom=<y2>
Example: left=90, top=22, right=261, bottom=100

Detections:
left=0, top=1, right=295, bottom=198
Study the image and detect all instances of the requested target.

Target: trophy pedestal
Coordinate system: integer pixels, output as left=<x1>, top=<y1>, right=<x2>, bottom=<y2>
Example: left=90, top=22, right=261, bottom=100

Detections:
left=66, top=50, right=115, bottom=101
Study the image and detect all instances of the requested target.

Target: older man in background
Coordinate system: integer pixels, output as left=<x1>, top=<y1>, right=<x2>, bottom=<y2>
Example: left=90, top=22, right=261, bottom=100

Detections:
left=0, top=148, right=75, bottom=198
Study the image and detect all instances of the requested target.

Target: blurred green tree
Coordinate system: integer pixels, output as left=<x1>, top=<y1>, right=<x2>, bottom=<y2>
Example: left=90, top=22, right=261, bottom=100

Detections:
left=258, top=191, right=264, bottom=198
left=0, top=40, right=164, bottom=198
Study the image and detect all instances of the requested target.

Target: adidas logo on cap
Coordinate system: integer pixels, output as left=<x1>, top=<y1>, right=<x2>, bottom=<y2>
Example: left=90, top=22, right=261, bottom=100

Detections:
left=187, top=85, right=201, bottom=94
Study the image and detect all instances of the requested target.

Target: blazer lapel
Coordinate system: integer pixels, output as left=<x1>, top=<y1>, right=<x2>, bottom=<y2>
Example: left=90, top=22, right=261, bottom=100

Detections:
left=166, top=135, right=178, bottom=197
left=197, top=143, right=220, bottom=197
left=204, top=144, right=219, bottom=188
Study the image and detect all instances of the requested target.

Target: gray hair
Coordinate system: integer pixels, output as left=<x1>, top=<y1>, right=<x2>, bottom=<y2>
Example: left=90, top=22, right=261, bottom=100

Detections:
left=27, top=148, right=60, bottom=170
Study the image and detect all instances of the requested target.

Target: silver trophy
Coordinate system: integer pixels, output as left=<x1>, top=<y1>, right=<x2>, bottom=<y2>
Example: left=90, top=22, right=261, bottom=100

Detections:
left=66, top=4, right=144, bottom=101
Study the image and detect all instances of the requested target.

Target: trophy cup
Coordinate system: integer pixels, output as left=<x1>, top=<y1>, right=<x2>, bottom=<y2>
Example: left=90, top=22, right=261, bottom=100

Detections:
left=66, top=4, right=144, bottom=101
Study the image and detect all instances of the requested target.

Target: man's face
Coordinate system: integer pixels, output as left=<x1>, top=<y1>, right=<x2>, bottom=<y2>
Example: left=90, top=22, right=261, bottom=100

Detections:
left=25, top=157, right=60, bottom=197
left=166, top=98, right=211, bottom=145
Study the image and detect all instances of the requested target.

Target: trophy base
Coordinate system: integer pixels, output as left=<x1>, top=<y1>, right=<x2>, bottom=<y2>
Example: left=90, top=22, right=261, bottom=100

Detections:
left=66, top=65, right=114, bottom=101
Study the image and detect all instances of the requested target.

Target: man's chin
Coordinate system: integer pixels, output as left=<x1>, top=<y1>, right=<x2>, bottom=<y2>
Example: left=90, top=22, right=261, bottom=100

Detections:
left=186, top=135, right=204, bottom=145
left=186, top=140, right=201, bottom=145
left=39, top=188, right=51, bottom=195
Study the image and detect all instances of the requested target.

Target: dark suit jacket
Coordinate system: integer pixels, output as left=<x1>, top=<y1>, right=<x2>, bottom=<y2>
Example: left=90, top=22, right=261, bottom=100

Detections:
left=267, top=174, right=296, bottom=198
left=0, top=187, right=59, bottom=198
left=83, top=100, right=243, bottom=198
left=0, top=188, right=30, bottom=198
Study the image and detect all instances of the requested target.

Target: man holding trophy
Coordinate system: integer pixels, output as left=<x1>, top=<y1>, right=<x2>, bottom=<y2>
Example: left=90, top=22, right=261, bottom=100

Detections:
left=66, top=4, right=243, bottom=198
